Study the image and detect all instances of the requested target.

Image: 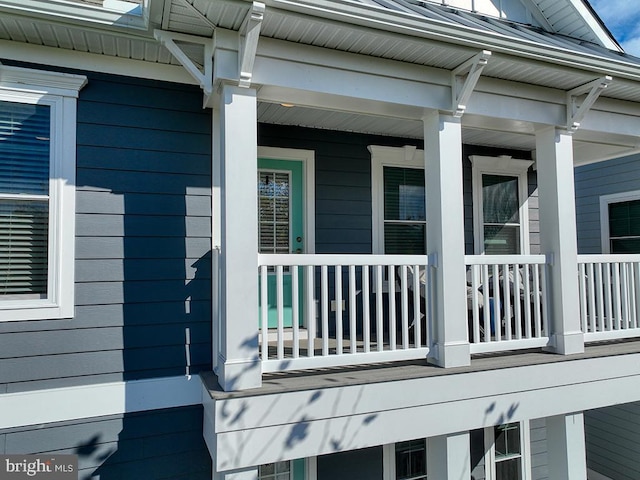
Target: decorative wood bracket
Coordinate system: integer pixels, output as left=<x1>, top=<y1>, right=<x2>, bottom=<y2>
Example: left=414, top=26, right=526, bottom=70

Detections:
left=451, top=50, right=492, bottom=118
left=238, top=2, right=265, bottom=88
left=566, top=75, right=612, bottom=133
left=154, top=30, right=214, bottom=105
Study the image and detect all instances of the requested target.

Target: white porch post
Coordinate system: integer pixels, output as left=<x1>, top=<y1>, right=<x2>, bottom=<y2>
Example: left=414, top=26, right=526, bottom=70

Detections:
left=427, top=431, right=471, bottom=479
left=216, top=83, right=261, bottom=391
left=424, top=111, right=470, bottom=368
left=535, top=127, right=584, bottom=354
left=546, top=413, right=587, bottom=480
left=213, top=467, right=259, bottom=480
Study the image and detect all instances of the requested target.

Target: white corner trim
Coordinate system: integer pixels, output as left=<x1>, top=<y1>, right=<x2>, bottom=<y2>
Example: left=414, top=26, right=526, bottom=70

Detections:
left=599, top=189, right=640, bottom=254
left=369, top=145, right=425, bottom=254
left=0, top=375, right=203, bottom=430
left=258, top=146, right=316, bottom=253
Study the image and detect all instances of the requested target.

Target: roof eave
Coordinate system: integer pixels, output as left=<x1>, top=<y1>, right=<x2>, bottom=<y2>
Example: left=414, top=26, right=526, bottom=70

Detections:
left=260, top=0, right=640, bottom=82
left=0, top=0, right=150, bottom=30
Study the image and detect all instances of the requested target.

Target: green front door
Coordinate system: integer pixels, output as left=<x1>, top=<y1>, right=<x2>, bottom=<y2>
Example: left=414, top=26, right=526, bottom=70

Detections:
left=258, top=158, right=304, bottom=328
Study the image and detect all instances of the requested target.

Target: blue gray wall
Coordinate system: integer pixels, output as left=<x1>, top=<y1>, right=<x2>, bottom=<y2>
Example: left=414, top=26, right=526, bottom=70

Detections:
left=575, top=154, right=640, bottom=480
left=259, top=124, right=535, bottom=257
left=585, top=403, right=640, bottom=480
left=575, top=154, right=640, bottom=254
left=317, top=446, right=383, bottom=480
left=0, top=406, right=211, bottom=480
left=0, top=67, right=213, bottom=392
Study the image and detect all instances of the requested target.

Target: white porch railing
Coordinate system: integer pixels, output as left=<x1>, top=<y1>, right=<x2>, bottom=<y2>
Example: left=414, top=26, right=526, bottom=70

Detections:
left=578, top=255, right=640, bottom=342
left=258, top=254, right=432, bottom=373
left=465, top=255, right=550, bottom=354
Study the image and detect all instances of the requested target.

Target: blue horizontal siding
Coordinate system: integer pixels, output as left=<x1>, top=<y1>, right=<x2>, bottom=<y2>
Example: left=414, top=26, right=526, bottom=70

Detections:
left=1, top=406, right=211, bottom=480
left=575, top=154, right=640, bottom=254
left=0, top=67, right=212, bottom=391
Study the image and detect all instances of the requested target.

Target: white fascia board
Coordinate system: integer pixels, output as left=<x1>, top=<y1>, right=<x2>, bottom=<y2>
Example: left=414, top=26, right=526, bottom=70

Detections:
left=0, top=39, right=197, bottom=85
left=209, top=352, right=640, bottom=470
left=0, top=375, right=203, bottom=429
left=565, top=0, right=621, bottom=52
left=0, top=0, right=149, bottom=30
left=260, top=0, right=640, bottom=82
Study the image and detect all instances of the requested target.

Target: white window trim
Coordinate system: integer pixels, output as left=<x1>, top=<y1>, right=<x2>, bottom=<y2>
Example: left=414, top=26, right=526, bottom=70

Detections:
left=0, top=65, right=86, bottom=321
left=470, top=155, right=533, bottom=255
left=258, top=146, right=316, bottom=254
left=370, top=145, right=425, bottom=255
left=483, top=420, right=532, bottom=480
left=383, top=440, right=427, bottom=480
left=599, top=189, right=640, bottom=254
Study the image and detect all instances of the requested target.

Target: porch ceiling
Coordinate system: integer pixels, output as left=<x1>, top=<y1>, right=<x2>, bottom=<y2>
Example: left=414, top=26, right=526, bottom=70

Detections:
left=257, top=101, right=639, bottom=165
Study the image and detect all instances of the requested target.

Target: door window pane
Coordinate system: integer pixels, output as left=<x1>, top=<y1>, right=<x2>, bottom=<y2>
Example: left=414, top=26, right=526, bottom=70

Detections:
left=259, top=171, right=291, bottom=254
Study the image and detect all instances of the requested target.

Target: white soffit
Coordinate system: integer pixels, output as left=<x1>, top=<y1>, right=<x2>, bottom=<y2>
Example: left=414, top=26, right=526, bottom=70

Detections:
left=0, top=14, right=177, bottom=64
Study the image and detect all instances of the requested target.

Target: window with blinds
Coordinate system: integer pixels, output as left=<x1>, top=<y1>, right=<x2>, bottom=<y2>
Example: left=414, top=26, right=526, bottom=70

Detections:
left=383, top=166, right=426, bottom=254
left=0, top=101, right=50, bottom=300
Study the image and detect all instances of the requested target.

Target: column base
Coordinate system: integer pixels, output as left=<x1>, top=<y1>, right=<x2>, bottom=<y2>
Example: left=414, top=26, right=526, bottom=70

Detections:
left=217, top=354, right=262, bottom=391
left=545, top=331, right=585, bottom=355
left=428, top=341, right=470, bottom=368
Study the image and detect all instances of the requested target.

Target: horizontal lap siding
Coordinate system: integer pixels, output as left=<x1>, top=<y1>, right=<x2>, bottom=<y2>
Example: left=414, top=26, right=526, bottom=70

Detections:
left=0, top=406, right=211, bottom=480
left=530, top=418, right=548, bottom=480
left=585, top=403, right=640, bottom=480
left=0, top=71, right=212, bottom=392
left=575, top=154, right=640, bottom=254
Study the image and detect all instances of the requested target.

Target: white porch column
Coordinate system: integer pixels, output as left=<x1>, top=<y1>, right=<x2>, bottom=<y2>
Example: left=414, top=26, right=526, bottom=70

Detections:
left=216, top=83, right=261, bottom=391
left=213, top=467, right=259, bottom=480
left=535, top=127, right=584, bottom=355
left=424, top=111, right=470, bottom=368
left=546, top=413, right=587, bottom=480
left=427, top=431, right=471, bottom=479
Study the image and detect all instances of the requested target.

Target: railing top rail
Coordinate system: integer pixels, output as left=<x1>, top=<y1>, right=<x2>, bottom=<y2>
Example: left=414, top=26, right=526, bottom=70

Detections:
left=578, top=254, right=640, bottom=264
left=464, top=254, right=548, bottom=265
left=258, top=253, right=431, bottom=267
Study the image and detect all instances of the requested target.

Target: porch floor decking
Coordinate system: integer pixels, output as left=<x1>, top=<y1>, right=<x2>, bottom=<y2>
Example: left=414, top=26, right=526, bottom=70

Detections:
left=203, top=339, right=640, bottom=399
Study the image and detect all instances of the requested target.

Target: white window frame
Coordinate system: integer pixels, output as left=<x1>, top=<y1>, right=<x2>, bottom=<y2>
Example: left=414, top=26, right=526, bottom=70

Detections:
left=599, top=189, right=640, bottom=254
left=370, top=145, right=425, bottom=255
left=383, top=439, right=428, bottom=480
left=480, top=421, right=531, bottom=480
left=0, top=65, right=86, bottom=321
left=470, top=155, right=533, bottom=255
